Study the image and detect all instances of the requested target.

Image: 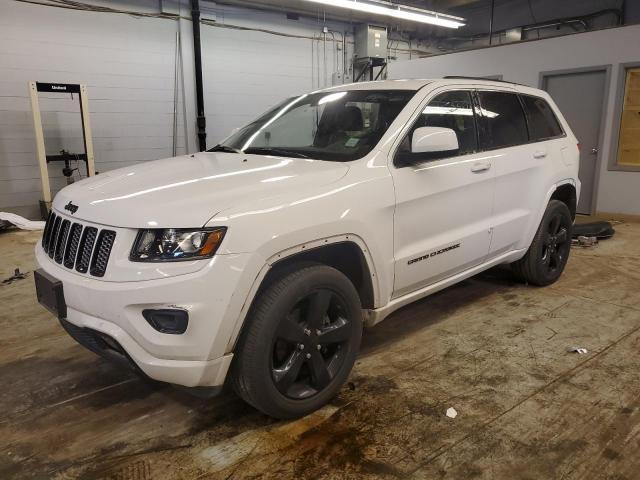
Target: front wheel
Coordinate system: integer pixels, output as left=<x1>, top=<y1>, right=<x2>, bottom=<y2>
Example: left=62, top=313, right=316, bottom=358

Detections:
left=512, top=199, right=573, bottom=286
left=231, top=264, right=362, bottom=419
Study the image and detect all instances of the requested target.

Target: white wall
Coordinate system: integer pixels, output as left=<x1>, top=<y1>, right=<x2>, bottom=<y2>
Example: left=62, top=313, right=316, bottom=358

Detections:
left=199, top=4, right=351, bottom=144
left=389, top=24, right=640, bottom=216
left=0, top=0, right=352, bottom=218
left=0, top=0, right=187, bottom=218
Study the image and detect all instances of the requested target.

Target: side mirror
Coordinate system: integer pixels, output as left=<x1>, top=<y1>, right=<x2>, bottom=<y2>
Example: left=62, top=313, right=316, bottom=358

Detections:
left=411, top=126, right=459, bottom=154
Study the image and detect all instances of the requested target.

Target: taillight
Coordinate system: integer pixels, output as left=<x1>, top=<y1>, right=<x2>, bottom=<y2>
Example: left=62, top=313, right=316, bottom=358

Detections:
left=577, top=143, right=581, bottom=152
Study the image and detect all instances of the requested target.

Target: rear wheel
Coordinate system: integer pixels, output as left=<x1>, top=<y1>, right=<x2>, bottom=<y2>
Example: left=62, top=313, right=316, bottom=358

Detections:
left=231, top=264, right=362, bottom=419
left=512, top=199, right=573, bottom=286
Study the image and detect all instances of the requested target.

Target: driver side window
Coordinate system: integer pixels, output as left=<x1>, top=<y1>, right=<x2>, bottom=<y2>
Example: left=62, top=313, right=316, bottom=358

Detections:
left=396, top=90, right=478, bottom=163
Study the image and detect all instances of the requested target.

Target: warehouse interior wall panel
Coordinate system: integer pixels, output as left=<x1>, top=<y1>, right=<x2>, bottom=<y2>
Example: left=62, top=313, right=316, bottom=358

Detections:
left=389, top=24, right=640, bottom=216
left=0, top=0, right=185, bottom=219
left=200, top=4, right=350, bottom=144
left=0, top=0, right=354, bottom=218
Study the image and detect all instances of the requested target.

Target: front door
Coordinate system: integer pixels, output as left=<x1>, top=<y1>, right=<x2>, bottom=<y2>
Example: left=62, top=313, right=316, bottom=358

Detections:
left=391, top=89, right=494, bottom=298
left=543, top=70, right=607, bottom=214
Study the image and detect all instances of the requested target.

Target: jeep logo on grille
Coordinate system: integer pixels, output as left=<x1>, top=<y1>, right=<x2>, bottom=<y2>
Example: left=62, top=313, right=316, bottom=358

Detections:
left=64, top=201, right=79, bottom=214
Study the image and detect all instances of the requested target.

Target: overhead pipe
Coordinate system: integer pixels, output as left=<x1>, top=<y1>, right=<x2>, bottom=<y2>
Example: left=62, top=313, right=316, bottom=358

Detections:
left=440, top=7, right=623, bottom=49
left=191, top=0, right=207, bottom=151
left=488, top=0, right=495, bottom=45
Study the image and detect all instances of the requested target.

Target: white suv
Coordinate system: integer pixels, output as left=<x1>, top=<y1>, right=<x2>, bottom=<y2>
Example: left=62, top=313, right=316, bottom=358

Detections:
left=35, top=78, right=579, bottom=418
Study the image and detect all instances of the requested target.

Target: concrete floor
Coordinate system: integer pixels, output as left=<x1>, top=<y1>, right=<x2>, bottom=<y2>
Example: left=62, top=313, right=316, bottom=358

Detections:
left=1, top=220, right=640, bottom=480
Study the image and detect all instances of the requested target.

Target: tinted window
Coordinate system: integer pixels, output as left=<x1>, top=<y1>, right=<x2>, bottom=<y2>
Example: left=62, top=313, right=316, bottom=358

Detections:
left=397, top=90, right=477, bottom=162
left=477, top=91, right=528, bottom=149
left=521, top=95, right=564, bottom=141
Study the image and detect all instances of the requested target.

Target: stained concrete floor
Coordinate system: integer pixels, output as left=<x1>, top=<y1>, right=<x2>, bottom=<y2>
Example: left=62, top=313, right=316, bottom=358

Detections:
left=1, top=219, right=640, bottom=480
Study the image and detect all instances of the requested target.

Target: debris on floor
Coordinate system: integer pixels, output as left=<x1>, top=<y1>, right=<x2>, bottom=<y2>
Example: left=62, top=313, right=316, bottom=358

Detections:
left=2, top=268, right=28, bottom=285
left=0, top=212, right=45, bottom=231
left=572, top=235, right=598, bottom=247
left=572, top=221, right=615, bottom=239
left=446, top=407, right=458, bottom=418
left=567, top=346, right=588, bottom=354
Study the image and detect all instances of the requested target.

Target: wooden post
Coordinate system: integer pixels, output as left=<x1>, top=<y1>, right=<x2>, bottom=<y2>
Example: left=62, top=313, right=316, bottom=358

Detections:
left=29, top=81, right=51, bottom=205
left=79, top=84, right=96, bottom=176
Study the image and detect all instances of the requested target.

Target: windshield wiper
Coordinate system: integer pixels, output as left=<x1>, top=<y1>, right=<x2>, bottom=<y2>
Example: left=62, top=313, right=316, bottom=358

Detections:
left=243, top=147, right=309, bottom=158
left=208, top=144, right=242, bottom=154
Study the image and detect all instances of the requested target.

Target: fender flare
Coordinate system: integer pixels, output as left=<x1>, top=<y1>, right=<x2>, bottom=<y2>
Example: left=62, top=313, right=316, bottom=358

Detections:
left=223, top=233, right=381, bottom=353
left=523, top=178, right=577, bottom=251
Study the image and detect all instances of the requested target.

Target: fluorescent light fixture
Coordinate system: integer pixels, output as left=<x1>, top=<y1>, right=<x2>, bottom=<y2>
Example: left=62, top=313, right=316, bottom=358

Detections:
left=300, top=0, right=465, bottom=28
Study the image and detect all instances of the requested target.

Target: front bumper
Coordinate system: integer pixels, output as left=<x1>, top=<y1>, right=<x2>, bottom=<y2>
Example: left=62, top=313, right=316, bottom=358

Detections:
left=35, top=245, right=252, bottom=388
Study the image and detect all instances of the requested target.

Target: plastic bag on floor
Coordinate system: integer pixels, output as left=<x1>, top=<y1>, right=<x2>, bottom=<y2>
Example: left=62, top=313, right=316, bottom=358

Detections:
left=0, top=212, right=45, bottom=231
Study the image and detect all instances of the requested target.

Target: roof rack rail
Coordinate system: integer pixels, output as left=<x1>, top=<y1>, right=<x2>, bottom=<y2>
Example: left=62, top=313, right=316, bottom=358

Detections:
left=443, top=75, right=525, bottom=86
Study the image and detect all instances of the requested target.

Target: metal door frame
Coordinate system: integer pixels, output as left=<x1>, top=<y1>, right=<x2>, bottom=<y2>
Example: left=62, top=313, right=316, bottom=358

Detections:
left=538, top=65, right=612, bottom=215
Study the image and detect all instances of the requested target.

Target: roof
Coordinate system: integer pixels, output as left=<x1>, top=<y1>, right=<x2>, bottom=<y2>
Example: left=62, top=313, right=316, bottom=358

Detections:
left=317, top=79, right=434, bottom=92
left=316, top=78, right=545, bottom=96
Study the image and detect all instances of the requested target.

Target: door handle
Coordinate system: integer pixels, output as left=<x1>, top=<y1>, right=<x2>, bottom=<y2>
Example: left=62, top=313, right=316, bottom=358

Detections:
left=591, top=147, right=599, bottom=155
left=470, top=161, right=491, bottom=173
left=533, top=151, right=547, bottom=159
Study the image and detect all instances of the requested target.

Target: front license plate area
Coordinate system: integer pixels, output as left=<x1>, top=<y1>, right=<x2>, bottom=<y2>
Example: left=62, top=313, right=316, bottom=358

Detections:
left=34, top=269, right=67, bottom=319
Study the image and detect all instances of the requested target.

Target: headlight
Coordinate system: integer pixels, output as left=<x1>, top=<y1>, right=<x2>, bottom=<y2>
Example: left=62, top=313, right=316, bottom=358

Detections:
left=130, top=227, right=226, bottom=262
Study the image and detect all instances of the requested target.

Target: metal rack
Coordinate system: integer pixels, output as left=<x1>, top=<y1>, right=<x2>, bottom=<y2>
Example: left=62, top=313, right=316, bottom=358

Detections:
left=29, top=81, right=96, bottom=218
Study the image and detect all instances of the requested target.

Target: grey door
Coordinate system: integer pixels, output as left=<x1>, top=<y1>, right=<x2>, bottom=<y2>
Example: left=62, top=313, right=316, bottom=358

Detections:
left=543, top=70, right=606, bottom=214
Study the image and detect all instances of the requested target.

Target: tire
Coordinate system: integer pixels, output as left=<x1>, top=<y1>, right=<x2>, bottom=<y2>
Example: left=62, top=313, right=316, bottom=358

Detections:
left=231, top=264, right=363, bottom=419
left=512, top=200, right=573, bottom=286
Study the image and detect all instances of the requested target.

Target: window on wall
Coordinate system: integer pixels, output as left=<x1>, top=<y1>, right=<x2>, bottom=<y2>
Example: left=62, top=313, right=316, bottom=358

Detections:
left=617, top=68, right=640, bottom=167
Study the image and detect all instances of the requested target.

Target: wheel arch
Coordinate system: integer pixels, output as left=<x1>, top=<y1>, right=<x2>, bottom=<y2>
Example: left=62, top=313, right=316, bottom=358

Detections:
left=518, top=179, right=577, bottom=255
left=262, top=239, right=376, bottom=310
left=550, top=182, right=577, bottom=221
left=225, top=234, right=379, bottom=353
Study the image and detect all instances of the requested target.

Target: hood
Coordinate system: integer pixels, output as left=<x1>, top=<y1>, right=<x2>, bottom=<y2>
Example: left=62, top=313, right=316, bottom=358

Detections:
left=52, top=152, right=349, bottom=228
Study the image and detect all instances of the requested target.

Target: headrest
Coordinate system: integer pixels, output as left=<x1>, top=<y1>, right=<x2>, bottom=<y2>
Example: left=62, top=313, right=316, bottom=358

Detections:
left=339, top=106, right=363, bottom=131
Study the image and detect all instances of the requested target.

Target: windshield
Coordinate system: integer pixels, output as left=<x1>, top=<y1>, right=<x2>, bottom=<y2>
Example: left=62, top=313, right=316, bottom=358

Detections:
left=212, top=90, right=416, bottom=161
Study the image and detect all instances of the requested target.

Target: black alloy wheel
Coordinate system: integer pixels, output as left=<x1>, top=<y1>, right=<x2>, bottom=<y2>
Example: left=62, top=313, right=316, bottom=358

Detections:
left=231, top=264, right=362, bottom=419
left=271, top=289, right=351, bottom=399
left=512, top=199, right=573, bottom=286
left=541, top=211, right=570, bottom=276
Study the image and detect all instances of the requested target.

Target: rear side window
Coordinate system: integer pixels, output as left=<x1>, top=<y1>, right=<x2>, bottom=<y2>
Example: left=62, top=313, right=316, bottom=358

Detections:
left=520, top=95, right=564, bottom=141
left=396, top=90, right=478, bottom=162
left=477, top=91, right=528, bottom=149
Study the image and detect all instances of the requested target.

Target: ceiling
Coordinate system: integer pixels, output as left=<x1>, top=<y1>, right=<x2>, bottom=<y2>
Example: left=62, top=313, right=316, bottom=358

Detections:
left=211, top=0, right=488, bottom=36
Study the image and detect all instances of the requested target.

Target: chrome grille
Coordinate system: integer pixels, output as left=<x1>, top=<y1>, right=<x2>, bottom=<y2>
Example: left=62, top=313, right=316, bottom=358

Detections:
left=41, top=212, right=117, bottom=277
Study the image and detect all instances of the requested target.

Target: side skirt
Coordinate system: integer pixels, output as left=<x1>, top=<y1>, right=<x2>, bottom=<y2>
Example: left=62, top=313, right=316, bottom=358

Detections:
left=363, top=248, right=526, bottom=327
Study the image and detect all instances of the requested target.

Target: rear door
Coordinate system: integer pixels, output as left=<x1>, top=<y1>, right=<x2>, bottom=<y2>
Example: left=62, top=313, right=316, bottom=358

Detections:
left=476, top=90, right=555, bottom=256
left=390, top=88, right=494, bottom=298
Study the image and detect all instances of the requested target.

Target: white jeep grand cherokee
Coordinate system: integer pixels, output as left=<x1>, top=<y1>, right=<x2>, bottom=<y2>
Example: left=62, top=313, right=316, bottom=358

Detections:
left=35, top=78, right=579, bottom=418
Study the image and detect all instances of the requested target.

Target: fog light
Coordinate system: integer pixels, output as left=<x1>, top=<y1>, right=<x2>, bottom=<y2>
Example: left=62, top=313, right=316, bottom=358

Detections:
left=142, top=309, right=188, bottom=334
